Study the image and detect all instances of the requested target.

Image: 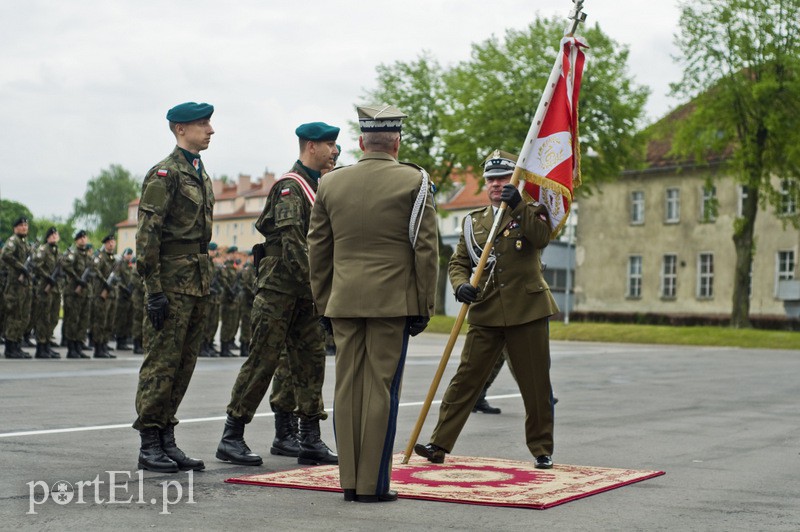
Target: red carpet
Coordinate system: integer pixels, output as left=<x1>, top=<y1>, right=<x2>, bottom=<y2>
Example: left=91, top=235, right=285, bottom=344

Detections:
left=226, top=454, right=664, bottom=509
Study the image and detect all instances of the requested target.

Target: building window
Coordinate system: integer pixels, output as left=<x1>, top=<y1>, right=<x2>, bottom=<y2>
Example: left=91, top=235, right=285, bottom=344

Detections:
left=665, top=188, right=680, bottom=223
left=630, top=191, right=644, bottom=225
left=779, top=180, right=797, bottom=216
left=700, top=184, right=717, bottom=222
left=544, top=268, right=571, bottom=291
left=627, top=255, right=642, bottom=298
left=697, top=253, right=714, bottom=299
left=661, top=254, right=677, bottom=299
left=776, top=250, right=796, bottom=296
left=738, top=185, right=749, bottom=217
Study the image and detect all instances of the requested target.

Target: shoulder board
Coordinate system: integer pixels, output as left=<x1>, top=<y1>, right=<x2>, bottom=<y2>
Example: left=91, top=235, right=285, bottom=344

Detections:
left=398, top=161, right=423, bottom=171
left=469, top=206, right=490, bottom=216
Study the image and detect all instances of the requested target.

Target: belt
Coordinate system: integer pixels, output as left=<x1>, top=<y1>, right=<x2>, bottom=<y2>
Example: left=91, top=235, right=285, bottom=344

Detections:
left=160, top=242, right=209, bottom=255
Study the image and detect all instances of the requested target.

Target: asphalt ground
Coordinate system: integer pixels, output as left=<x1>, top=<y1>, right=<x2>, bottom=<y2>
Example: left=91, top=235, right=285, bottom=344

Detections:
left=1, top=333, right=798, bottom=531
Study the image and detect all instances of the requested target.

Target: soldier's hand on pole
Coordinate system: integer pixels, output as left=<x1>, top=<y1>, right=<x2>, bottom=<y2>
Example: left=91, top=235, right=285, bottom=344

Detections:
left=500, top=184, right=521, bottom=209
left=455, top=283, right=479, bottom=304
left=147, top=292, right=169, bottom=331
left=408, top=316, right=430, bottom=337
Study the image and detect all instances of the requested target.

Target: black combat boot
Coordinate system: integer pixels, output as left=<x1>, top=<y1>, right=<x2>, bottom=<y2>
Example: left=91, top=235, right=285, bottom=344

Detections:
left=138, top=427, right=179, bottom=473
left=116, top=336, right=131, bottom=350
left=230, top=341, right=240, bottom=351
left=297, top=418, right=338, bottom=465
left=216, top=415, right=263, bottom=466
left=35, top=343, right=50, bottom=359
left=77, top=339, right=91, bottom=359
left=46, top=342, right=61, bottom=358
left=159, top=424, right=205, bottom=471
left=219, top=341, right=233, bottom=357
left=22, top=333, right=35, bottom=347
left=239, top=343, right=249, bottom=357
left=94, top=343, right=113, bottom=358
left=270, top=410, right=301, bottom=457
left=133, top=338, right=144, bottom=355
left=5, top=339, right=26, bottom=359
left=66, top=340, right=83, bottom=359
left=472, top=385, right=501, bottom=414
left=203, top=342, right=219, bottom=357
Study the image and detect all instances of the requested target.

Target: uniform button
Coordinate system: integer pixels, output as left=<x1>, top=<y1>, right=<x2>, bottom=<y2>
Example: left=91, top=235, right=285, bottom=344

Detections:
left=500, top=283, right=505, bottom=287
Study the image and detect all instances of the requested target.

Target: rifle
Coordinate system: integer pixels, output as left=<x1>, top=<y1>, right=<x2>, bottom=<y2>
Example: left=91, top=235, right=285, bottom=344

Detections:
left=43, top=261, right=64, bottom=294
left=17, top=256, right=33, bottom=283
left=100, top=271, right=118, bottom=300
left=74, top=266, right=95, bottom=295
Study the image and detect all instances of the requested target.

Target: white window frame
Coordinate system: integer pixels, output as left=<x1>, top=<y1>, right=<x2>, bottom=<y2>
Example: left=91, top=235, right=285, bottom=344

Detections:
left=737, top=185, right=749, bottom=217
left=630, top=191, right=645, bottom=225
left=665, top=188, right=680, bottom=223
left=697, top=253, right=714, bottom=299
left=779, top=180, right=797, bottom=216
left=627, top=255, right=643, bottom=299
left=776, top=250, right=796, bottom=296
left=661, top=254, right=677, bottom=299
left=700, top=184, right=717, bottom=222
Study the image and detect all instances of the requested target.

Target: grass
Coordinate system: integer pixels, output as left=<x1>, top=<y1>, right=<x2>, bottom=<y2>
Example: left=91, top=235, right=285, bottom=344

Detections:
left=426, top=315, right=799, bottom=350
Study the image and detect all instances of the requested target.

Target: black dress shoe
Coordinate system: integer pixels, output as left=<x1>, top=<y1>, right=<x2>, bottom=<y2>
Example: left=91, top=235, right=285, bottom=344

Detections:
left=535, top=455, right=553, bottom=469
left=343, top=489, right=356, bottom=502
left=414, top=443, right=446, bottom=464
left=356, top=490, right=398, bottom=503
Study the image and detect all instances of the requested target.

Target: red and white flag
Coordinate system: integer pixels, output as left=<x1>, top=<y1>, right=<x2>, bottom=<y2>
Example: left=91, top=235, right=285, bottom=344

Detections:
left=518, top=35, right=587, bottom=237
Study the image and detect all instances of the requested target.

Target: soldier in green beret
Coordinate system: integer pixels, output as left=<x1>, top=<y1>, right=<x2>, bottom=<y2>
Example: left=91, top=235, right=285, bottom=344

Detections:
left=90, top=234, right=118, bottom=358
left=200, top=243, right=222, bottom=357
left=217, top=121, right=340, bottom=467
left=130, top=256, right=146, bottom=354
left=2, top=217, right=34, bottom=358
left=113, top=248, right=135, bottom=350
left=218, top=246, right=241, bottom=357
left=32, top=227, right=62, bottom=358
left=132, top=101, right=214, bottom=473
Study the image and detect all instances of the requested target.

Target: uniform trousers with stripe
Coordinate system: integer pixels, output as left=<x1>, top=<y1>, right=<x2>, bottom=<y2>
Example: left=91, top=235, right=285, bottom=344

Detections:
left=332, top=317, right=409, bottom=497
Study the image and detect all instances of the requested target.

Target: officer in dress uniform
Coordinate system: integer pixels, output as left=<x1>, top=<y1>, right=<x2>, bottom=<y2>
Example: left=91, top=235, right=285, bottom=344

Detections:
left=415, top=150, right=559, bottom=469
left=132, top=101, right=214, bottom=473
left=308, top=105, right=439, bottom=502
left=2, top=217, right=34, bottom=359
left=32, top=226, right=62, bottom=358
left=217, top=121, right=339, bottom=467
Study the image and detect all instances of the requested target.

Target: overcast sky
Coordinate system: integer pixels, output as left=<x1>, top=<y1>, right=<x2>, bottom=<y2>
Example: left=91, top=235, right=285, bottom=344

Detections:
left=0, top=0, right=684, bottom=220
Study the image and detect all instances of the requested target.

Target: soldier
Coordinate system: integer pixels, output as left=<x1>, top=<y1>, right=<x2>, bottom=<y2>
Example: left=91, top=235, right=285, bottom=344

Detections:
left=308, top=104, right=439, bottom=503
left=132, top=101, right=214, bottom=473
left=0, top=239, right=6, bottom=343
left=130, top=257, right=145, bottom=354
left=32, top=227, right=62, bottom=359
left=414, top=150, right=559, bottom=470
left=236, top=251, right=256, bottom=358
left=2, top=217, right=34, bottom=359
left=216, top=121, right=340, bottom=467
left=90, top=234, right=118, bottom=359
left=80, top=242, right=95, bottom=350
left=113, top=248, right=134, bottom=350
left=218, top=246, right=241, bottom=357
left=62, top=231, right=92, bottom=359
left=200, top=243, right=222, bottom=357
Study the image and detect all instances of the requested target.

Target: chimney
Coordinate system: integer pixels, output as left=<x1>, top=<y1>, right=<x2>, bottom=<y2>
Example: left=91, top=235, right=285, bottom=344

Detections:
left=237, top=174, right=251, bottom=195
left=212, top=178, right=224, bottom=197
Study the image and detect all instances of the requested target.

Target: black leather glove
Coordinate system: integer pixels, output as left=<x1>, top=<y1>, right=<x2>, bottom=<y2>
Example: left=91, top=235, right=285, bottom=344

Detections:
left=319, top=316, right=333, bottom=335
left=147, top=292, right=169, bottom=331
left=500, top=184, right=521, bottom=209
left=455, top=283, right=479, bottom=304
left=408, top=316, right=430, bottom=337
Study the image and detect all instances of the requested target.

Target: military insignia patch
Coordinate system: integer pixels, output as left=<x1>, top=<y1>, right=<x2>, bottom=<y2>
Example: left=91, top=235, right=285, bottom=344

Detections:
left=515, top=240, right=523, bottom=251
left=280, top=188, right=291, bottom=196
left=157, top=169, right=168, bottom=177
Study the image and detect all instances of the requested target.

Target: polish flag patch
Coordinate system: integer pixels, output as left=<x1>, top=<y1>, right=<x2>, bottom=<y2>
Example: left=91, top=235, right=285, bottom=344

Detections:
left=280, top=188, right=291, bottom=196
left=157, top=169, right=168, bottom=177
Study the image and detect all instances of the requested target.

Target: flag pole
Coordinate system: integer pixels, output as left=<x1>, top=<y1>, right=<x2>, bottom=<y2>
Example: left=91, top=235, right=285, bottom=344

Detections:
left=402, top=0, right=588, bottom=465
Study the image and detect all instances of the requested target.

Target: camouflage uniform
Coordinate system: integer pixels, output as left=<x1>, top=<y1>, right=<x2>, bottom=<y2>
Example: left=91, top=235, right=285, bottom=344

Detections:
left=91, top=248, right=117, bottom=349
left=62, top=245, right=91, bottom=344
left=131, top=266, right=145, bottom=352
left=113, top=258, right=134, bottom=345
left=218, top=259, right=241, bottom=352
left=133, top=146, right=214, bottom=431
left=1, top=234, right=33, bottom=343
left=32, top=241, right=61, bottom=346
left=226, top=162, right=328, bottom=423
left=237, top=260, right=256, bottom=352
left=80, top=247, right=95, bottom=342
left=202, top=262, right=222, bottom=354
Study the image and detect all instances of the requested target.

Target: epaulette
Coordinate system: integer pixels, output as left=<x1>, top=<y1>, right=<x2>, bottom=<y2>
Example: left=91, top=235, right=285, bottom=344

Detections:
left=398, top=161, right=423, bottom=171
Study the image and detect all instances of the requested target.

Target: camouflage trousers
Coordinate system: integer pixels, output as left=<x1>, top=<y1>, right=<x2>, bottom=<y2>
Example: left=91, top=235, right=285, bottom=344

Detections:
left=114, top=293, right=133, bottom=339
left=34, top=284, right=61, bottom=343
left=132, top=289, right=144, bottom=343
left=227, top=290, right=328, bottom=423
left=133, top=292, right=208, bottom=430
left=238, top=295, right=253, bottom=345
left=91, top=294, right=116, bottom=344
left=3, top=278, right=32, bottom=342
left=219, top=297, right=240, bottom=343
left=204, top=296, right=220, bottom=344
left=63, top=289, right=89, bottom=342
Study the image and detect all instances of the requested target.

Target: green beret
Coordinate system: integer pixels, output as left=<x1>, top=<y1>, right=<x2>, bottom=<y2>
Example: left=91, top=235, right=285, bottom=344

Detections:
left=101, top=234, right=116, bottom=243
left=295, top=122, right=340, bottom=141
left=123, top=247, right=133, bottom=255
left=227, top=246, right=238, bottom=253
left=74, top=229, right=87, bottom=240
left=166, top=102, right=214, bottom=123
left=13, top=216, right=28, bottom=227
left=208, top=242, right=218, bottom=251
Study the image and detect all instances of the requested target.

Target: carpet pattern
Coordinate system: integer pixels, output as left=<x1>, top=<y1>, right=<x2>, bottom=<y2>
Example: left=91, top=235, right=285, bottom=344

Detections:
left=226, top=454, right=664, bottom=509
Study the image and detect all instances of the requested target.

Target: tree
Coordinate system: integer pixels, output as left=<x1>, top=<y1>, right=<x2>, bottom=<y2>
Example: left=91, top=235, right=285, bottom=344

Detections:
left=0, top=199, right=33, bottom=239
left=29, top=217, right=76, bottom=252
left=671, top=0, right=800, bottom=327
left=71, top=164, right=140, bottom=237
left=443, top=17, right=649, bottom=190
